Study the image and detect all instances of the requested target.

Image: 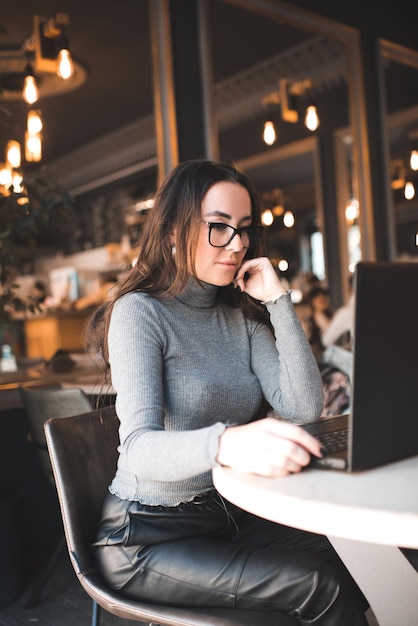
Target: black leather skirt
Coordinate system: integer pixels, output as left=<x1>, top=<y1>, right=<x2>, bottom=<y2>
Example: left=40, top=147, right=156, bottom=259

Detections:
left=92, top=491, right=368, bottom=625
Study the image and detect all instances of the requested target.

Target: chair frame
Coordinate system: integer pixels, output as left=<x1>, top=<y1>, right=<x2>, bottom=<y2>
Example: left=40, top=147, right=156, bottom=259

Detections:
left=45, top=405, right=297, bottom=626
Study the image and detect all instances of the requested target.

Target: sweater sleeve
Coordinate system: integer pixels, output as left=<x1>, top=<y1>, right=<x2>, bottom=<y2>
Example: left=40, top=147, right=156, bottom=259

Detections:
left=250, top=293, right=324, bottom=422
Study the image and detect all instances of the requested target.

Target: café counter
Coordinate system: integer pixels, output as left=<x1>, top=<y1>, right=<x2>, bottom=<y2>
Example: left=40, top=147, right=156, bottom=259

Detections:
left=23, top=309, right=92, bottom=361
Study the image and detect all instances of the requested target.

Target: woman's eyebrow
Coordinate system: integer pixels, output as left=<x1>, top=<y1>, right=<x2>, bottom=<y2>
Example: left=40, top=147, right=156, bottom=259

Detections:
left=203, top=210, right=252, bottom=222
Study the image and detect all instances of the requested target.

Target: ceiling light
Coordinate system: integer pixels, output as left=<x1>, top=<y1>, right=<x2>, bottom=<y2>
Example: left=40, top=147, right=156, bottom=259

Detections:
left=0, top=163, right=13, bottom=188
left=27, top=110, right=43, bottom=134
left=57, top=45, right=74, bottom=79
left=410, top=150, right=418, bottom=171
left=304, top=105, right=319, bottom=131
left=25, top=132, right=42, bottom=162
left=283, top=210, right=295, bottom=228
left=263, top=120, right=276, bottom=146
left=22, top=65, right=39, bottom=104
left=261, top=209, right=274, bottom=226
left=404, top=181, right=415, bottom=200
left=6, top=140, right=21, bottom=169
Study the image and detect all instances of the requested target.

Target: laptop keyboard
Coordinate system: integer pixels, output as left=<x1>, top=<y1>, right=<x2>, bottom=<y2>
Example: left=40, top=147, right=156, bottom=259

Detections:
left=316, top=427, right=349, bottom=454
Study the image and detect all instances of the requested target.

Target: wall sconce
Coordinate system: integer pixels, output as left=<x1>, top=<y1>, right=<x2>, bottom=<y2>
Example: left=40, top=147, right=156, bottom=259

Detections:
left=27, top=13, right=74, bottom=79
left=279, top=78, right=298, bottom=123
left=390, top=159, right=406, bottom=190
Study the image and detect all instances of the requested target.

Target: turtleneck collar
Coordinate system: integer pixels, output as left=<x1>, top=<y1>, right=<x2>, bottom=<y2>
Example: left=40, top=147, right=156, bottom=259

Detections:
left=175, top=276, right=219, bottom=309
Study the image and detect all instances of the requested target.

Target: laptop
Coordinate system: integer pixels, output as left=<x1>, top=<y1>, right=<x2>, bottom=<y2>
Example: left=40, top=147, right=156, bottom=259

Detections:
left=302, top=261, right=418, bottom=471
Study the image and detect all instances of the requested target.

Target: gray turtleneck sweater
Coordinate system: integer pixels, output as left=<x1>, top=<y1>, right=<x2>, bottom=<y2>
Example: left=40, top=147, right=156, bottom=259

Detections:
left=108, top=279, right=323, bottom=506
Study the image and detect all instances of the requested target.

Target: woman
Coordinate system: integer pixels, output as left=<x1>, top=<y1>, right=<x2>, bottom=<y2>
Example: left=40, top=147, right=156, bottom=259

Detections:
left=88, top=160, right=368, bottom=624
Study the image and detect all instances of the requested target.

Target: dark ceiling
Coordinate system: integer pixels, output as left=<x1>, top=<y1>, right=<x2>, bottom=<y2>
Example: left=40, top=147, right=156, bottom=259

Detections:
left=0, top=0, right=314, bottom=164
left=1, top=0, right=418, bottom=215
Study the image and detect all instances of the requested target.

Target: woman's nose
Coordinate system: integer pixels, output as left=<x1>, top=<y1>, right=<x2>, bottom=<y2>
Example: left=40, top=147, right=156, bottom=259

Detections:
left=226, top=232, right=245, bottom=252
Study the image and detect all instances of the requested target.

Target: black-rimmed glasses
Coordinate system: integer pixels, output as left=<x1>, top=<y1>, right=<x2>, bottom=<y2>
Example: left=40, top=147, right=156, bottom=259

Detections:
left=201, top=221, right=264, bottom=249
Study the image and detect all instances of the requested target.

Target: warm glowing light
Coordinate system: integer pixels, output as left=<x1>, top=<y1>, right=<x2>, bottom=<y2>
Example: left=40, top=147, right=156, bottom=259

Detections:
left=261, top=209, right=274, bottom=226
left=0, top=163, right=12, bottom=187
left=304, top=105, right=319, bottom=131
left=404, top=181, right=415, bottom=200
left=25, top=132, right=42, bottom=162
left=290, top=289, right=303, bottom=304
left=263, top=120, right=276, bottom=146
left=6, top=140, right=21, bottom=169
left=11, top=171, right=24, bottom=193
left=278, top=259, right=289, bottom=272
left=410, top=150, right=418, bottom=171
left=283, top=210, right=295, bottom=228
left=27, top=110, right=43, bottom=134
left=416, top=233, right=418, bottom=247
left=345, top=198, right=360, bottom=222
left=57, top=48, right=74, bottom=80
left=23, top=74, right=39, bottom=104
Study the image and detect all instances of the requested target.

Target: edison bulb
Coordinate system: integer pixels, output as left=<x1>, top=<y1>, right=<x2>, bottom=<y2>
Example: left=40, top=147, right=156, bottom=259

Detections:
left=263, top=121, right=276, bottom=146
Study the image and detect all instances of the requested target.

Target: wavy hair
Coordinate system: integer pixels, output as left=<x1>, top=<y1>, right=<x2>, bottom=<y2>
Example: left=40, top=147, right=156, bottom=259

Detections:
left=85, top=159, right=270, bottom=369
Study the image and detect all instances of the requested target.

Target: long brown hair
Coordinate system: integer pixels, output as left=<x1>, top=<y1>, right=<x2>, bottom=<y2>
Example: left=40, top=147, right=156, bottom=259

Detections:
left=85, top=159, right=270, bottom=369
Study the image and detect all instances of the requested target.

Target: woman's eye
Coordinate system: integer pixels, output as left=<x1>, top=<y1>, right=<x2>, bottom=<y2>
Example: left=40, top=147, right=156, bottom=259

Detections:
left=211, top=223, right=229, bottom=232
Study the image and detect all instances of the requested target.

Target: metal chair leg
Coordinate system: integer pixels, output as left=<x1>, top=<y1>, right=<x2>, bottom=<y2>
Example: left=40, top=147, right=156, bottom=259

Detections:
left=91, top=599, right=100, bottom=626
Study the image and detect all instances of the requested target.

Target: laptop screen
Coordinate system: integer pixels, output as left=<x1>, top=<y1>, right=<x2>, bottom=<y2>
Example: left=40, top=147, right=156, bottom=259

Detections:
left=349, top=261, right=418, bottom=470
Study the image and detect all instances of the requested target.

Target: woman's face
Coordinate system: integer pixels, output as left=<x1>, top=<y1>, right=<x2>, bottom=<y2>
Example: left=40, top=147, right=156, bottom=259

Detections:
left=194, top=181, right=252, bottom=286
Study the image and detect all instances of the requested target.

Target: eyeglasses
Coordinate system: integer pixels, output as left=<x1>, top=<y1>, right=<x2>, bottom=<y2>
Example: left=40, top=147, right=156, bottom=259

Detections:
left=201, top=221, right=264, bottom=249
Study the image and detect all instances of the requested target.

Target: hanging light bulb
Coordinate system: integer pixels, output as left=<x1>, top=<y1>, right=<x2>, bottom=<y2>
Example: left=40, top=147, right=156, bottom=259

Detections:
left=0, top=163, right=13, bottom=188
left=410, top=150, right=418, bottom=171
left=25, top=131, right=42, bottom=162
left=6, top=140, right=21, bottom=169
left=345, top=198, right=360, bottom=222
left=263, top=120, right=276, bottom=146
left=27, top=110, right=43, bottom=135
left=57, top=45, right=74, bottom=79
left=22, top=64, right=39, bottom=104
left=283, top=210, right=295, bottom=228
left=304, top=105, right=319, bottom=131
left=11, top=170, right=24, bottom=194
left=404, top=181, right=415, bottom=200
left=261, top=209, right=274, bottom=226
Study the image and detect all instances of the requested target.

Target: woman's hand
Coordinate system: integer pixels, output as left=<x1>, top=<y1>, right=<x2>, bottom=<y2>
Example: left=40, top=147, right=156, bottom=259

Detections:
left=234, top=257, right=286, bottom=303
left=217, top=417, right=322, bottom=478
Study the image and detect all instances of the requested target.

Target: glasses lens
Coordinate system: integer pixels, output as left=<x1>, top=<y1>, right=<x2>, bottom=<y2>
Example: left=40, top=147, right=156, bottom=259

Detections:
left=209, top=223, right=235, bottom=247
left=208, top=223, right=263, bottom=248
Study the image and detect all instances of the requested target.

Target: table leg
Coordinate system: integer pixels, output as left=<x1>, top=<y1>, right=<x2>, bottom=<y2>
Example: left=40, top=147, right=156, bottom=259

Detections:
left=328, top=536, right=418, bottom=626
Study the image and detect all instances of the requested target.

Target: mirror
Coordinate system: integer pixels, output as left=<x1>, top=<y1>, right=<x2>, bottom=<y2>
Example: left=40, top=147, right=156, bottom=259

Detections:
left=206, top=0, right=367, bottom=295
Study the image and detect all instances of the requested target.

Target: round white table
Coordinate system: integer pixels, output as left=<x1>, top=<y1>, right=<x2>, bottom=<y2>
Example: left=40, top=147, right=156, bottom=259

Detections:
left=213, top=455, right=418, bottom=626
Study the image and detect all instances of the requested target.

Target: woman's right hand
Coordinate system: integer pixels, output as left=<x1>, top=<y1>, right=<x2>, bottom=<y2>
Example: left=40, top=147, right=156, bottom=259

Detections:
left=216, top=417, right=322, bottom=478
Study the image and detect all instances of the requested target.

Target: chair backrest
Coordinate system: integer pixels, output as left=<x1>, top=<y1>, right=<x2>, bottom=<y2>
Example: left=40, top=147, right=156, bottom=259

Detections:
left=20, top=386, right=93, bottom=483
left=45, top=405, right=119, bottom=574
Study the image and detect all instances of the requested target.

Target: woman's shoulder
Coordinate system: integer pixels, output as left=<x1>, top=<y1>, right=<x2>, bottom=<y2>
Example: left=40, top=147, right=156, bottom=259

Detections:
left=112, top=291, right=164, bottom=319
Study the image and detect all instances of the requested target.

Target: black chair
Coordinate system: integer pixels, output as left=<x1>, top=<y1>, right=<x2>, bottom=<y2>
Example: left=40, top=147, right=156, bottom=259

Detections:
left=19, top=385, right=92, bottom=608
left=44, top=405, right=298, bottom=626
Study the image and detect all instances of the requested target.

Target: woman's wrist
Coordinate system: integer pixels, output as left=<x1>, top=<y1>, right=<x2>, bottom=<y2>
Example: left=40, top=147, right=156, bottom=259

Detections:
left=261, top=290, right=289, bottom=305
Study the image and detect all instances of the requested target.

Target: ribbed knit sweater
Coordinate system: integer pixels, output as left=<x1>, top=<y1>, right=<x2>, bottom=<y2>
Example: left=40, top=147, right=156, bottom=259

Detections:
left=108, top=278, right=323, bottom=506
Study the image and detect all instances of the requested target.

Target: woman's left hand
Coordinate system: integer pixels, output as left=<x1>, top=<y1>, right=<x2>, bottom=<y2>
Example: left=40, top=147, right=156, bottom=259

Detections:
left=234, top=257, right=286, bottom=303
